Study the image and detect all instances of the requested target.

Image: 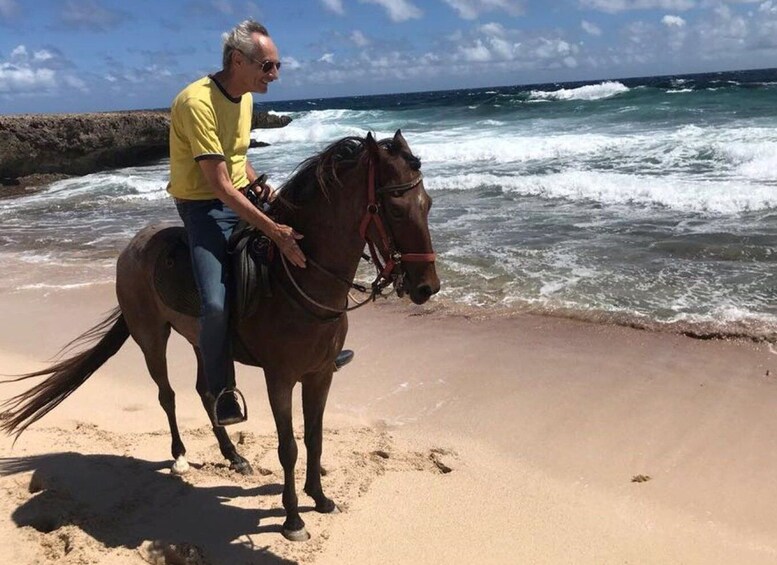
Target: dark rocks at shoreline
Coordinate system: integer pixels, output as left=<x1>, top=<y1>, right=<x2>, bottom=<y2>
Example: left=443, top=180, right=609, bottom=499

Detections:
left=252, top=112, right=291, bottom=130
left=0, top=174, right=71, bottom=199
left=0, top=110, right=291, bottom=191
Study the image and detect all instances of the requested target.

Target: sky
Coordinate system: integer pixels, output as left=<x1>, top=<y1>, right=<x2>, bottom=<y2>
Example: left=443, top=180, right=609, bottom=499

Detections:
left=1, top=0, right=776, bottom=113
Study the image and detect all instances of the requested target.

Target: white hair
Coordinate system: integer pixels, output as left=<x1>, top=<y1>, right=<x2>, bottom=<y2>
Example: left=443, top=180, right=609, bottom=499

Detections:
left=221, top=19, right=269, bottom=68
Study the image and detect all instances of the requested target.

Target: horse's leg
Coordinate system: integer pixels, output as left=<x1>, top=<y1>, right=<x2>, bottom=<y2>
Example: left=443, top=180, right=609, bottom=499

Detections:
left=135, top=324, right=189, bottom=474
left=266, top=377, right=308, bottom=541
left=193, top=348, right=253, bottom=475
left=302, top=370, right=337, bottom=513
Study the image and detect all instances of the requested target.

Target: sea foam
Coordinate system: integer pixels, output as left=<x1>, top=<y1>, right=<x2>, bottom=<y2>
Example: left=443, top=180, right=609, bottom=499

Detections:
left=528, top=81, right=629, bottom=102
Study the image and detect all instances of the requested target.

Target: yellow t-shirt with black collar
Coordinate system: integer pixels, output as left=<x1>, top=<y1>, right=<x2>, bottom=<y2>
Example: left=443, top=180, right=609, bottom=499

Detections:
left=168, top=75, right=252, bottom=200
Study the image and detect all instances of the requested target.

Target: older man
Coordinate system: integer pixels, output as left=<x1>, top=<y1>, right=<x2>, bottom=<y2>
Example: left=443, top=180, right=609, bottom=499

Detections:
left=168, top=20, right=349, bottom=426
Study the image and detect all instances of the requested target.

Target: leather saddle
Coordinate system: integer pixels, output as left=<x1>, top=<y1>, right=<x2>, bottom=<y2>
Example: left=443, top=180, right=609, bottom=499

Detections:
left=152, top=223, right=273, bottom=320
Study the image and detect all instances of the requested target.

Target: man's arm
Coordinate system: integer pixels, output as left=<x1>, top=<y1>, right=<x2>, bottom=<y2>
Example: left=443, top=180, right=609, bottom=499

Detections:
left=198, top=159, right=305, bottom=268
left=246, top=160, right=259, bottom=184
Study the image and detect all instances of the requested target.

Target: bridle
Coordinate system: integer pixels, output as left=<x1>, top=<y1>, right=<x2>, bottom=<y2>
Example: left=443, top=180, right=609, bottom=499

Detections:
left=279, top=150, right=436, bottom=317
left=359, top=153, right=436, bottom=296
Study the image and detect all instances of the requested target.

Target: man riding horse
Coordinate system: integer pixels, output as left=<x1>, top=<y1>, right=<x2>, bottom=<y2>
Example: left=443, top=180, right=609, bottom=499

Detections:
left=168, top=19, right=353, bottom=426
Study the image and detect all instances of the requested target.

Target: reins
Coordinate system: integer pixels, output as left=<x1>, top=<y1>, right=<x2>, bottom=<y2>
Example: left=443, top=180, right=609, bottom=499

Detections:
left=277, top=149, right=435, bottom=319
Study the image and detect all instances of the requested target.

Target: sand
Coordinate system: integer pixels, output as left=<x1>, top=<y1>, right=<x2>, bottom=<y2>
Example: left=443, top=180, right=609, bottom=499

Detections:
left=1, top=281, right=776, bottom=564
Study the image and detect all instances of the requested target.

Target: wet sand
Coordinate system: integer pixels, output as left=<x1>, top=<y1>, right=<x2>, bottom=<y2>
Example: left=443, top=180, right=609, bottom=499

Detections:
left=0, top=282, right=776, bottom=564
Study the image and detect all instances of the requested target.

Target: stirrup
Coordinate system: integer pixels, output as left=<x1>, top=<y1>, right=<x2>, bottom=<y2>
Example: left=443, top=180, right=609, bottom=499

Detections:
left=334, top=350, right=354, bottom=371
left=213, top=388, right=248, bottom=427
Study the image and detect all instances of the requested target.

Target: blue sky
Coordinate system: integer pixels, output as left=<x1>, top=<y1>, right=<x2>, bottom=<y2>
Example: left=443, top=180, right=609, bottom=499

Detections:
left=1, top=0, right=775, bottom=113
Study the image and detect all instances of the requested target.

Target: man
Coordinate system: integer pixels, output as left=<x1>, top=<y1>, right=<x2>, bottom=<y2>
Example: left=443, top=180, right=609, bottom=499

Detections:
left=168, top=19, right=350, bottom=426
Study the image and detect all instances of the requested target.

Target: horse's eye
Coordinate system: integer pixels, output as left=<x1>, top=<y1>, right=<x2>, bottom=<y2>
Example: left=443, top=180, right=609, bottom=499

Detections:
left=391, top=191, right=403, bottom=198
left=388, top=204, right=404, bottom=219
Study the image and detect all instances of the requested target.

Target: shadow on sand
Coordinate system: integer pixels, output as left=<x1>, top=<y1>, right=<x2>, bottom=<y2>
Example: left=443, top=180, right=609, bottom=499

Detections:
left=0, top=451, right=299, bottom=564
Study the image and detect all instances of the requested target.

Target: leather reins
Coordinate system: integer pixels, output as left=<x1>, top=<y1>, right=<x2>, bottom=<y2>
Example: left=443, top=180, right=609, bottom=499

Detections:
left=279, top=152, right=436, bottom=317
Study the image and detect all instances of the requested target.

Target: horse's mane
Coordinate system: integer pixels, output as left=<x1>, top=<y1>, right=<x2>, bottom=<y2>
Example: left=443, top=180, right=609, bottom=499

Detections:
left=267, top=134, right=421, bottom=223
left=267, top=136, right=365, bottom=222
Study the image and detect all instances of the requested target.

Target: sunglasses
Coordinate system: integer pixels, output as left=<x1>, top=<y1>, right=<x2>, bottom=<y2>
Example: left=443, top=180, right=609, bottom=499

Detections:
left=241, top=52, right=282, bottom=73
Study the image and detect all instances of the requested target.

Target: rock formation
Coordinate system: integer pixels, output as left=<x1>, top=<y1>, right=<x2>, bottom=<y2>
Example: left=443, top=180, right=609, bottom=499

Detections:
left=0, top=110, right=291, bottom=190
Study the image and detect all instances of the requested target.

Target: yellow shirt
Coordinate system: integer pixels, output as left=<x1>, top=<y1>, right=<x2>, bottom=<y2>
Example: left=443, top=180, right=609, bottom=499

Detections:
left=168, top=76, right=252, bottom=200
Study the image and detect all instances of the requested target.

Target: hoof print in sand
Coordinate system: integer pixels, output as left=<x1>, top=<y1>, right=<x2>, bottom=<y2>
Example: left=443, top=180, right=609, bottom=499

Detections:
left=139, top=540, right=210, bottom=565
left=429, top=448, right=455, bottom=474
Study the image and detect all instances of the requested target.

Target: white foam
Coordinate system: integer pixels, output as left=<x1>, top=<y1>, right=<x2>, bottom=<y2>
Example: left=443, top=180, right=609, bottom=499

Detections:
left=15, top=281, right=100, bottom=291
left=416, top=132, right=615, bottom=164
left=528, top=81, right=629, bottom=102
left=257, top=109, right=383, bottom=144
left=425, top=171, right=777, bottom=214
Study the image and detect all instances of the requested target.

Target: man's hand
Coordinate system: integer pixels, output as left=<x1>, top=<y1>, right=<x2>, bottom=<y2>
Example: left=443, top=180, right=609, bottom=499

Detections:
left=273, top=223, right=306, bottom=268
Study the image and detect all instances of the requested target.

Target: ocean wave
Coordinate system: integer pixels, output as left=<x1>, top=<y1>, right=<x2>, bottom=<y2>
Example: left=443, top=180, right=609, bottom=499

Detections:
left=425, top=171, right=777, bottom=214
left=416, top=132, right=616, bottom=164
left=257, top=108, right=384, bottom=144
left=528, top=81, right=629, bottom=102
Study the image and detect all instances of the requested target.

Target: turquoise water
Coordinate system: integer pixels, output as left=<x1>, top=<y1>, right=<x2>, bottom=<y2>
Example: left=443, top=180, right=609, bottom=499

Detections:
left=1, top=69, right=776, bottom=339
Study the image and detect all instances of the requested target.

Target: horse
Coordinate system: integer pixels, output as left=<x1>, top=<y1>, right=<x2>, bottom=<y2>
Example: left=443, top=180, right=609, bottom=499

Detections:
left=0, top=130, right=440, bottom=541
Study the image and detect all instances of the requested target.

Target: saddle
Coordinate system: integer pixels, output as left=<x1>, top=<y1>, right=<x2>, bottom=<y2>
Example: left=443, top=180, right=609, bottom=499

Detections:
left=152, top=223, right=274, bottom=320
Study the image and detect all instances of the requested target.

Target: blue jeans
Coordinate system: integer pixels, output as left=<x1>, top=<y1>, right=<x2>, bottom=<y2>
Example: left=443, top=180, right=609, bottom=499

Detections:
left=175, top=199, right=240, bottom=397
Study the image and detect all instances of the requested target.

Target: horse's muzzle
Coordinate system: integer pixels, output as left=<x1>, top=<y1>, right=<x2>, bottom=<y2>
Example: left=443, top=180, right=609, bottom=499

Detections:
left=408, top=270, right=441, bottom=305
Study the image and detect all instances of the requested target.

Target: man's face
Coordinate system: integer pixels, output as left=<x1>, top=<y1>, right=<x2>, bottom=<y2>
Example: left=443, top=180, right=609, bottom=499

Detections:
left=238, top=33, right=280, bottom=95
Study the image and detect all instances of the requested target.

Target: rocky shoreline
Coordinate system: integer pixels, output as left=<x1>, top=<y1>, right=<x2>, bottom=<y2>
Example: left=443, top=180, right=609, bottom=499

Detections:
left=0, top=110, right=290, bottom=194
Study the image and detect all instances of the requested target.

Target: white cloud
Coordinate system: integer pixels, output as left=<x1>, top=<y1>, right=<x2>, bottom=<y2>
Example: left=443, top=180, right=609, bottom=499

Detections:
left=579, top=0, right=695, bottom=13
left=359, top=0, right=422, bottom=22
left=33, top=49, right=55, bottom=62
left=0, top=64, right=56, bottom=93
left=319, top=52, right=335, bottom=63
left=760, top=1, right=777, bottom=15
left=695, top=4, right=748, bottom=52
left=479, top=22, right=507, bottom=36
left=460, top=39, right=493, bottom=61
left=62, top=74, right=88, bottom=91
left=0, top=43, right=90, bottom=96
left=282, top=56, right=302, bottom=70
left=443, top=0, right=526, bottom=19
left=581, top=19, right=603, bottom=35
left=10, top=45, right=27, bottom=59
left=662, top=14, right=686, bottom=26
left=350, top=30, right=370, bottom=46
left=320, top=0, right=345, bottom=14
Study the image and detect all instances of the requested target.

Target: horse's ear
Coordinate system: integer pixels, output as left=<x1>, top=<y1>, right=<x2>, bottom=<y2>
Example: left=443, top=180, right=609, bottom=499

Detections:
left=365, top=131, right=380, bottom=156
left=392, top=129, right=409, bottom=151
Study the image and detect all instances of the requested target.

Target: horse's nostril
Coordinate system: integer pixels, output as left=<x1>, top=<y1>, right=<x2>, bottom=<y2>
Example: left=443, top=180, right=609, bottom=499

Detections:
left=418, top=285, right=433, bottom=298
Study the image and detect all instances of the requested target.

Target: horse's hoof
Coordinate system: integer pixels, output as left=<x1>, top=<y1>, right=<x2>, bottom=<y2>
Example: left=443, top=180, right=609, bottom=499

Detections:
left=171, top=456, right=190, bottom=476
left=229, top=459, right=254, bottom=476
left=315, top=499, right=339, bottom=514
left=282, top=527, right=310, bottom=542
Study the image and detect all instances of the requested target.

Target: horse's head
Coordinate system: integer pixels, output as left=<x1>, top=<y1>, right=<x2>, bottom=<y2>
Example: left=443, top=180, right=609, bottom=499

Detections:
left=363, top=130, right=440, bottom=305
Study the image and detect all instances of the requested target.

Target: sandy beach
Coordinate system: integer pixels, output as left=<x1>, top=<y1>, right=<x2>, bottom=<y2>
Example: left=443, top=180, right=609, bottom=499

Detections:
left=0, top=281, right=776, bottom=564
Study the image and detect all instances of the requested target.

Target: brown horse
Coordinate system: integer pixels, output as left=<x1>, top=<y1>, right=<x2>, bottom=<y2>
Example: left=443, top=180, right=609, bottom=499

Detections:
left=1, top=130, right=439, bottom=541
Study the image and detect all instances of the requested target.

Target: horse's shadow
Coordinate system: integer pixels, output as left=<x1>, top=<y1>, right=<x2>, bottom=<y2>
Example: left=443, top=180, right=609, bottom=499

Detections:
left=0, top=452, right=297, bottom=564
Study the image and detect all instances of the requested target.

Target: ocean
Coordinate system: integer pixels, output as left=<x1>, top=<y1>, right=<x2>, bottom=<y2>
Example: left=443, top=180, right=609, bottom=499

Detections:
left=1, top=69, right=776, bottom=340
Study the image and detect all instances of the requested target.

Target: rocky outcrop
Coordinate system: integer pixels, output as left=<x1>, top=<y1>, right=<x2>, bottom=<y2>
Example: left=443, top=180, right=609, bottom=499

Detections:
left=0, top=110, right=291, bottom=189
left=252, top=112, right=291, bottom=130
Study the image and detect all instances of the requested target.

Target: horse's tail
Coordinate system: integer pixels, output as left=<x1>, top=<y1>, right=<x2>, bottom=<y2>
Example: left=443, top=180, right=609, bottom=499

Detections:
left=1, top=307, right=130, bottom=440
